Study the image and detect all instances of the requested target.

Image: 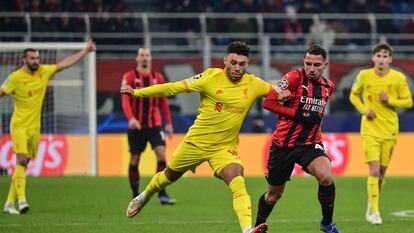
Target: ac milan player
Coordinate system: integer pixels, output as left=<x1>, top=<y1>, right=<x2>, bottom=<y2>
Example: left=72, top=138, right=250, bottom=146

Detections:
left=254, top=45, right=340, bottom=233
left=121, top=48, right=175, bottom=205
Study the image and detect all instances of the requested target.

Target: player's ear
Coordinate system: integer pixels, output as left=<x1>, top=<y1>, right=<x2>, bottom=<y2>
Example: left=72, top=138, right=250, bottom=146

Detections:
left=223, top=55, right=227, bottom=65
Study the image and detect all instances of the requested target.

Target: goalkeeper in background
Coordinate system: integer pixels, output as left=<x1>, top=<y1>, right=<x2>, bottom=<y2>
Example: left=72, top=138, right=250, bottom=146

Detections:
left=349, top=43, right=413, bottom=225
left=0, top=39, right=96, bottom=214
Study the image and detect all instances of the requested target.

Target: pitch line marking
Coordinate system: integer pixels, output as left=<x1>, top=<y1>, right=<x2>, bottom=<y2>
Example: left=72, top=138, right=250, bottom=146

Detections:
left=391, top=209, right=414, bottom=218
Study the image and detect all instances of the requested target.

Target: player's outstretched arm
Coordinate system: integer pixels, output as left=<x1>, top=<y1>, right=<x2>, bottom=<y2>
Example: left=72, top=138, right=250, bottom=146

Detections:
left=56, top=39, right=96, bottom=72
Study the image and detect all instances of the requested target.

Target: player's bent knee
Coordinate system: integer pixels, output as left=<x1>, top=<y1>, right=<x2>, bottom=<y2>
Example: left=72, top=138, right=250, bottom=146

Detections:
left=317, top=174, right=333, bottom=186
left=267, top=191, right=283, bottom=204
left=165, top=167, right=184, bottom=182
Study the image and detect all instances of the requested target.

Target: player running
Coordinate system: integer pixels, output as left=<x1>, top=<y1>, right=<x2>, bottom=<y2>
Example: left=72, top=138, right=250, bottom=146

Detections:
left=121, top=41, right=270, bottom=233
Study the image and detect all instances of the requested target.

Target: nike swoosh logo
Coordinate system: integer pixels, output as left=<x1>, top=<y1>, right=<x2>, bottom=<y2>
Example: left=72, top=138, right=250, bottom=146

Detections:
left=127, top=210, right=138, bottom=218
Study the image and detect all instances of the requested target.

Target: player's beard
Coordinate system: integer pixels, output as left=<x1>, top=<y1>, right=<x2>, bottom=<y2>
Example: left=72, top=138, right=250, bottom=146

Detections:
left=141, top=60, right=148, bottom=69
left=27, top=63, right=39, bottom=72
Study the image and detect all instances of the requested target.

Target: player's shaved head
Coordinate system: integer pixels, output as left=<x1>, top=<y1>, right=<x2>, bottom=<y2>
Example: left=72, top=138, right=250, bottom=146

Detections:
left=226, top=41, right=250, bottom=57
left=136, top=48, right=152, bottom=71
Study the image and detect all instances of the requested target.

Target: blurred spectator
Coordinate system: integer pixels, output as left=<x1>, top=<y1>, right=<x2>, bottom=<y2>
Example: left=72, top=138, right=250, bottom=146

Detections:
left=347, top=0, right=372, bottom=45
left=229, top=15, right=257, bottom=44
left=400, top=18, right=414, bottom=45
left=44, top=0, right=62, bottom=12
left=282, top=6, right=303, bottom=45
left=307, top=18, right=334, bottom=47
left=297, top=0, right=314, bottom=33
left=374, top=0, right=397, bottom=34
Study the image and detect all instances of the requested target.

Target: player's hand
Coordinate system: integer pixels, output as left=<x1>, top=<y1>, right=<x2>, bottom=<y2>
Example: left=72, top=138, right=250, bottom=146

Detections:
left=86, top=39, right=96, bottom=53
left=121, top=85, right=134, bottom=97
left=165, top=124, right=173, bottom=139
left=379, top=91, right=389, bottom=103
left=366, top=109, right=376, bottom=120
left=278, top=89, right=291, bottom=102
left=128, top=118, right=141, bottom=130
left=294, top=109, right=321, bottom=124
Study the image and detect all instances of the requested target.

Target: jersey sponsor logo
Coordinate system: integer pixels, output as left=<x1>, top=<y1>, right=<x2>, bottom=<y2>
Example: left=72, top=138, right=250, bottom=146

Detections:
left=214, top=102, right=223, bottom=112
left=0, top=135, right=68, bottom=176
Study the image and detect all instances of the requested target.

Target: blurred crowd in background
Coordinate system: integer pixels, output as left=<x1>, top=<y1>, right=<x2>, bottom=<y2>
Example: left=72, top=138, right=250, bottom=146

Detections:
left=1, top=0, right=414, bottom=47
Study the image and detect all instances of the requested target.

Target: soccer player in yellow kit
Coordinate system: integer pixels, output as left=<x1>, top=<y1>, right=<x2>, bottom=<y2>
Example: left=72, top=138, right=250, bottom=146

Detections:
left=349, top=43, right=413, bottom=225
left=121, top=41, right=271, bottom=233
left=0, top=39, right=96, bottom=214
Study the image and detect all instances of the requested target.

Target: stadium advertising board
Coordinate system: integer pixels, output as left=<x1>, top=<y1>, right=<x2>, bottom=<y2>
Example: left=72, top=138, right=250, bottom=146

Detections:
left=97, top=133, right=414, bottom=177
left=0, top=135, right=90, bottom=176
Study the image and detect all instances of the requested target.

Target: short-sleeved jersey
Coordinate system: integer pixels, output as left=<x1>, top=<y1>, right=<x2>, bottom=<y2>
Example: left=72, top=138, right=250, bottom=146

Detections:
left=121, top=69, right=171, bottom=128
left=133, top=68, right=272, bottom=151
left=1, top=64, right=57, bottom=129
left=270, top=69, right=334, bottom=148
left=350, top=68, right=413, bottom=139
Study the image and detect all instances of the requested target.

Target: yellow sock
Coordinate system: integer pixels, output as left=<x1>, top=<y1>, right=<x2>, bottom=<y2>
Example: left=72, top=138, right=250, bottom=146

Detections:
left=367, top=176, right=379, bottom=213
left=13, top=165, right=27, bottom=202
left=229, top=176, right=252, bottom=231
left=6, top=180, right=16, bottom=204
left=144, top=171, right=173, bottom=197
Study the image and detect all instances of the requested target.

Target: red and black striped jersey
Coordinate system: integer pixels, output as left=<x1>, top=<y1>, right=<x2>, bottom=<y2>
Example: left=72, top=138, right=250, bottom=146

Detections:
left=264, top=69, right=334, bottom=148
left=121, top=69, right=172, bottom=128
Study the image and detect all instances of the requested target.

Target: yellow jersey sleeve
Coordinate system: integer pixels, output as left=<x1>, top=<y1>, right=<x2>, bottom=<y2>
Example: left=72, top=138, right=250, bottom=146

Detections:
left=42, top=64, right=58, bottom=79
left=132, top=68, right=214, bottom=97
left=0, top=74, right=18, bottom=95
left=349, top=71, right=368, bottom=114
left=387, top=75, right=413, bottom=108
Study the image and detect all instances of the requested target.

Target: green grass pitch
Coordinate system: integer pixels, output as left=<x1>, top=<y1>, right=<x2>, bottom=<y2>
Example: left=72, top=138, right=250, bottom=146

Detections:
left=1, top=176, right=413, bottom=233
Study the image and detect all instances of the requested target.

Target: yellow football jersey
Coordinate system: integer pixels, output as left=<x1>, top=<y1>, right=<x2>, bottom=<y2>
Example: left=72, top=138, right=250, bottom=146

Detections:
left=133, top=68, right=272, bottom=150
left=1, top=64, right=58, bottom=129
left=350, top=68, right=413, bottom=139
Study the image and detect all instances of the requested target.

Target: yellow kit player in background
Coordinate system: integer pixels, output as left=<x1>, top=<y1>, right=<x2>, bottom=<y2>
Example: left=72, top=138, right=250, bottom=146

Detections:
left=121, top=41, right=271, bottom=233
left=0, top=39, right=96, bottom=214
left=349, top=43, right=413, bottom=225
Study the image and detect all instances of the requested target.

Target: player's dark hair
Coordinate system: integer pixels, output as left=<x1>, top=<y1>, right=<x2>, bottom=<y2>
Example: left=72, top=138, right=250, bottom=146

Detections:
left=372, top=43, right=393, bottom=56
left=23, top=48, right=38, bottom=58
left=227, top=41, right=250, bottom=57
left=305, top=44, right=327, bottom=60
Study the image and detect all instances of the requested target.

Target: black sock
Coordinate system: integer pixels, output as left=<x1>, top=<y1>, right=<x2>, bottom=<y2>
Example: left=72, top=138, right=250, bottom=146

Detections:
left=318, top=183, right=336, bottom=225
left=128, top=164, right=139, bottom=198
left=255, top=193, right=275, bottom=226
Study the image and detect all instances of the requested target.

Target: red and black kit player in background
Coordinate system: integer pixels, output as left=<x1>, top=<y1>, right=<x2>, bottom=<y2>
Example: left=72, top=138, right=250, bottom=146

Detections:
left=254, top=45, right=341, bottom=233
left=121, top=48, right=176, bottom=205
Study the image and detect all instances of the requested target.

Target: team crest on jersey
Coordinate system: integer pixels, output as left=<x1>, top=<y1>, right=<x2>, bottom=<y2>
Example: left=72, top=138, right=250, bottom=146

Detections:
left=277, top=78, right=289, bottom=89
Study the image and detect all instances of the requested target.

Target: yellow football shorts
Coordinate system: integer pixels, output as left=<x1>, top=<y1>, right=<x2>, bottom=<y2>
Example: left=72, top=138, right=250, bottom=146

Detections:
left=362, top=135, right=396, bottom=166
left=168, top=141, right=244, bottom=176
left=10, top=127, right=40, bottom=158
